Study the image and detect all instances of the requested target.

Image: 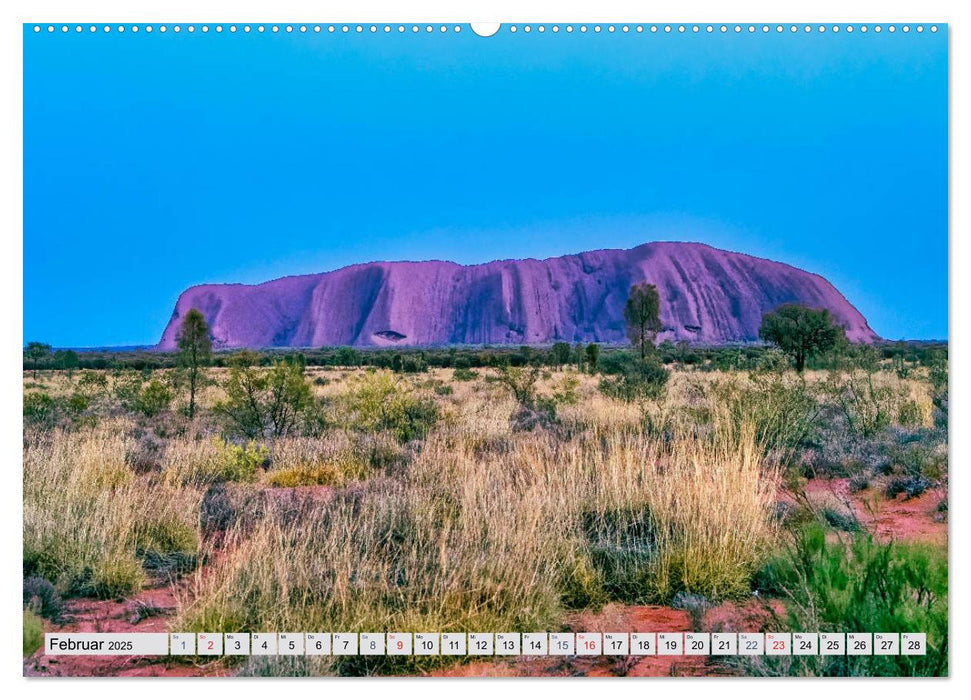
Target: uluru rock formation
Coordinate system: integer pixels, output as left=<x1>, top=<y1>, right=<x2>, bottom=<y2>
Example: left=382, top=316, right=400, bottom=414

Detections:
left=157, top=242, right=878, bottom=350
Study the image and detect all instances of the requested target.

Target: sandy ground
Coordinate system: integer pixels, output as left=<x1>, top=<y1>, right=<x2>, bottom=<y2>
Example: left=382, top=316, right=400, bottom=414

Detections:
left=25, top=477, right=946, bottom=678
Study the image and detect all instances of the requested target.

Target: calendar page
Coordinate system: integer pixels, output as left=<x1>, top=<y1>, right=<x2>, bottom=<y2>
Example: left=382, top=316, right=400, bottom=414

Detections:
left=21, top=11, right=948, bottom=681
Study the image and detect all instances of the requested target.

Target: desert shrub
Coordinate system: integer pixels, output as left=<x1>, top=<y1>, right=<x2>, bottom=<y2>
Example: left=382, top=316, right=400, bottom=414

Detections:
left=433, top=383, right=453, bottom=396
left=77, top=370, right=109, bottom=395
left=113, top=372, right=143, bottom=410
left=23, top=609, right=44, bottom=657
left=821, top=507, right=861, bottom=533
left=897, top=400, right=924, bottom=429
left=494, top=365, right=541, bottom=407
left=751, top=524, right=947, bottom=676
left=825, top=371, right=897, bottom=438
left=23, top=576, right=64, bottom=621
left=209, top=439, right=268, bottom=483
left=66, top=391, right=92, bottom=415
left=509, top=404, right=558, bottom=432
left=135, top=379, right=173, bottom=417
left=598, top=358, right=668, bottom=402
left=848, top=474, right=870, bottom=493
left=552, top=373, right=581, bottom=406
left=884, top=475, right=931, bottom=500
left=338, top=371, right=438, bottom=443
left=24, top=392, right=58, bottom=428
left=452, top=367, right=478, bottom=382
left=714, top=374, right=819, bottom=460
left=215, top=358, right=314, bottom=438
left=266, top=461, right=368, bottom=488
left=755, top=347, right=791, bottom=373
left=495, top=365, right=559, bottom=430
left=646, top=427, right=779, bottom=601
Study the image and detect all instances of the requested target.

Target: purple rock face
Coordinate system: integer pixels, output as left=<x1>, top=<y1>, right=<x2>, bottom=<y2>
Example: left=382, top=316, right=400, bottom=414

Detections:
left=157, top=242, right=878, bottom=350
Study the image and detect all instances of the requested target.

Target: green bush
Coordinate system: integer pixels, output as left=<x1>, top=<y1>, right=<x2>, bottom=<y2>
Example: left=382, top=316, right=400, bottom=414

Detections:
left=552, top=373, right=581, bottom=406
left=714, top=373, right=819, bottom=460
left=452, top=368, right=478, bottom=382
left=826, top=371, right=896, bottom=438
left=135, top=379, right=173, bottom=417
left=210, top=439, right=268, bottom=483
left=65, top=391, right=91, bottom=415
left=23, top=609, right=44, bottom=657
left=752, top=523, right=947, bottom=676
left=339, top=371, right=438, bottom=443
left=598, top=357, right=669, bottom=402
left=215, top=358, right=314, bottom=438
left=24, top=392, right=57, bottom=427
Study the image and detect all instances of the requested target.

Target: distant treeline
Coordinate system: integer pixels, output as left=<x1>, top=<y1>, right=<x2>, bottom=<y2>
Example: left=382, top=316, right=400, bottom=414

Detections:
left=23, top=340, right=948, bottom=375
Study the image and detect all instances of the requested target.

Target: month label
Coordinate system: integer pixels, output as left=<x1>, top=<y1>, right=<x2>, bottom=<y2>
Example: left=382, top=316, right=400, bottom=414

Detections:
left=44, top=633, right=169, bottom=656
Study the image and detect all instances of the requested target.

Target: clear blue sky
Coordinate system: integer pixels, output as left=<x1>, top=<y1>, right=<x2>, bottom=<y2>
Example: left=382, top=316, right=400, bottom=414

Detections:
left=24, top=25, right=948, bottom=347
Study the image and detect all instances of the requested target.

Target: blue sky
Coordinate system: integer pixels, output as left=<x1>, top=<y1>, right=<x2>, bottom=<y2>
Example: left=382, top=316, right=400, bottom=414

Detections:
left=24, top=25, right=947, bottom=347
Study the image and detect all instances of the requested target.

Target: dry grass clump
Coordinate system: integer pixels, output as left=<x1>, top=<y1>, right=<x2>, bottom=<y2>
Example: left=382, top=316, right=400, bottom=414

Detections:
left=176, top=410, right=779, bottom=674
left=24, top=427, right=204, bottom=597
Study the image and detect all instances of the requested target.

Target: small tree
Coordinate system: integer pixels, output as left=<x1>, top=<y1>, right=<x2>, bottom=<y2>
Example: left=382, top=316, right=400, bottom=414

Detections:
left=623, top=283, right=662, bottom=360
left=585, top=343, right=600, bottom=373
left=334, top=346, right=361, bottom=367
left=551, top=342, right=572, bottom=368
left=176, top=309, right=212, bottom=419
left=215, top=357, right=313, bottom=438
left=24, top=342, right=52, bottom=379
left=758, top=304, right=845, bottom=373
left=53, top=349, right=80, bottom=378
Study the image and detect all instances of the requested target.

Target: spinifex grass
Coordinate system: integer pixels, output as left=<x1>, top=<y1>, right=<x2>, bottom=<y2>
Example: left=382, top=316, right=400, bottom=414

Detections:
left=176, top=419, right=779, bottom=674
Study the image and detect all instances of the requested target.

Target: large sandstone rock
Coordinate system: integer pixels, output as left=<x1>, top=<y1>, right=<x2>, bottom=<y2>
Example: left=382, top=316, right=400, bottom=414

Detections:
left=157, top=241, right=878, bottom=349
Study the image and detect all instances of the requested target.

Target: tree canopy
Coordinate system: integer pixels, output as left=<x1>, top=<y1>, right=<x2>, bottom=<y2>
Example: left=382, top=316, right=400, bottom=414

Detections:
left=758, top=304, right=845, bottom=372
left=176, top=309, right=212, bottom=419
left=623, top=282, right=662, bottom=360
